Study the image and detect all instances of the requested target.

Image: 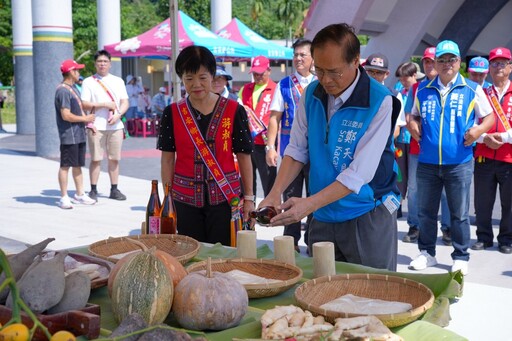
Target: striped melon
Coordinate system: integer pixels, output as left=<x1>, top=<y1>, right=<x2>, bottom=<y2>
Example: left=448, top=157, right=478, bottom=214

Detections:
left=111, top=249, right=173, bottom=325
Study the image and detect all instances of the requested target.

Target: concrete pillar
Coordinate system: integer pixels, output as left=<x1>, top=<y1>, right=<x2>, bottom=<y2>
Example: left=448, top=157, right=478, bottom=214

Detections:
left=363, top=0, right=445, bottom=88
left=211, top=0, right=232, bottom=33
left=12, top=0, right=35, bottom=135
left=304, top=0, right=374, bottom=40
left=97, top=0, right=122, bottom=77
left=32, top=0, right=73, bottom=158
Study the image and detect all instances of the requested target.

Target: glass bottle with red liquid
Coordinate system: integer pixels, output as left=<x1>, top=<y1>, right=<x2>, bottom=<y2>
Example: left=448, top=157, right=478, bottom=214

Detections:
left=250, top=206, right=278, bottom=226
left=160, top=182, right=177, bottom=234
left=145, top=180, right=161, bottom=234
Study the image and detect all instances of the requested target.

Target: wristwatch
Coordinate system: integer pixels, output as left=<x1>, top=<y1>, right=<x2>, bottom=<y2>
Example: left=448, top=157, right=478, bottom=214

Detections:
left=243, top=195, right=256, bottom=202
left=265, top=145, right=275, bottom=152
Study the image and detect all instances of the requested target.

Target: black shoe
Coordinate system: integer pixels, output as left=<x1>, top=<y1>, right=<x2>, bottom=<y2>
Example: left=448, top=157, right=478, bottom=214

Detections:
left=441, top=230, right=452, bottom=246
left=89, top=189, right=98, bottom=201
left=498, top=244, right=512, bottom=254
left=109, top=188, right=127, bottom=200
left=403, top=226, right=419, bottom=243
left=471, top=241, right=493, bottom=250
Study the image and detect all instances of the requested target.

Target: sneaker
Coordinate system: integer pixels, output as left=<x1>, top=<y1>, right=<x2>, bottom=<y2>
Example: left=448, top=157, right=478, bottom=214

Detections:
left=74, top=193, right=97, bottom=205
left=409, top=251, right=437, bottom=270
left=109, top=188, right=127, bottom=200
left=89, top=189, right=98, bottom=201
left=403, top=226, right=419, bottom=243
left=452, top=260, right=468, bottom=275
left=441, top=230, right=452, bottom=246
left=59, top=196, right=73, bottom=209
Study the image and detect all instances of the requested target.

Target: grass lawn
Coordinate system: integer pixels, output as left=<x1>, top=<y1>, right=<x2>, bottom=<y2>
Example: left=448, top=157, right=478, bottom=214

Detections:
left=1, top=103, right=15, bottom=124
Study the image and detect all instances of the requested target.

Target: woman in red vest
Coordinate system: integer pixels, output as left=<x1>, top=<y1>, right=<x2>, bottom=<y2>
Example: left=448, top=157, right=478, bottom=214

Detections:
left=157, top=46, right=254, bottom=246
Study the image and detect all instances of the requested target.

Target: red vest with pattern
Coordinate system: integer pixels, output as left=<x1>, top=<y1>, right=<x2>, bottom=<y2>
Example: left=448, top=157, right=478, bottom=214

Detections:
left=172, top=97, right=241, bottom=207
left=241, top=80, right=277, bottom=145
left=474, top=83, right=512, bottom=163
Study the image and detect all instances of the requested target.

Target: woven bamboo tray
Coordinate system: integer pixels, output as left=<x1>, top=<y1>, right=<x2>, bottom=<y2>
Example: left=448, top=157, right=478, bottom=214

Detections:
left=187, top=258, right=303, bottom=298
left=294, top=273, right=434, bottom=328
left=88, top=234, right=200, bottom=265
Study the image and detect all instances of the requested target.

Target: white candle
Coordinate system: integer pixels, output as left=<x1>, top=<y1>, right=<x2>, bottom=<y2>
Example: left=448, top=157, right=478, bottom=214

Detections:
left=274, top=236, right=295, bottom=265
left=237, top=230, right=257, bottom=258
left=313, top=241, right=336, bottom=278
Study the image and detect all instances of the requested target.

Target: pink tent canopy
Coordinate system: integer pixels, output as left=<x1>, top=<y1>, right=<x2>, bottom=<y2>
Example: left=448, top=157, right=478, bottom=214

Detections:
left=104, top=11, right=252, bottom=59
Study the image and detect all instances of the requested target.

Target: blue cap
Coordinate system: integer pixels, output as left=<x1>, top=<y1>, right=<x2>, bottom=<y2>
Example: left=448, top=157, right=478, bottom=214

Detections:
left=435, top=40, right=460, bottom=58
left=215, top=65, right=232, bottom=80
left=468, top=56, right=489, bottom=74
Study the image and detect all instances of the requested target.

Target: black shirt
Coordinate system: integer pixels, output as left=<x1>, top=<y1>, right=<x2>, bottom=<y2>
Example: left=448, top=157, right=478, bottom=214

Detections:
left=157, top=96, right=253, bottom=154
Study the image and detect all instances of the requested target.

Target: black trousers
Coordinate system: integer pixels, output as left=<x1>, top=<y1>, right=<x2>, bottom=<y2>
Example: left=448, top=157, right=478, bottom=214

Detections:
left=252, top=144, right=277, bottom=197
left=474, top=158, right=512, bottom=246
left=175, top=200, right=232, bottom=246
left=283, top=163, right=311, bottom=246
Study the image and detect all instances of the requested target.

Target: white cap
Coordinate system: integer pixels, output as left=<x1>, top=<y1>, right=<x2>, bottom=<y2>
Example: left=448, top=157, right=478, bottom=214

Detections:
left=159, top=87, right=166, bottom=93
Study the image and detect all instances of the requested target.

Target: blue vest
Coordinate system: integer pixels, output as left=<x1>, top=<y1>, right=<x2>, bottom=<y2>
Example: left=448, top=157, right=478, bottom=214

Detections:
left=415, top=74, right=478, bottom=165
left=396, top=90, right=411, bottom=144
left=305, top=69, right=400, bottom=223
left=279, top=76, right=299, bottom=156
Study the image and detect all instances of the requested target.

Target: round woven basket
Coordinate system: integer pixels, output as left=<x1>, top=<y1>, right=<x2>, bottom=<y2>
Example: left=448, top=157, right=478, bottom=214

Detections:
left=187, top=258, right=303, bottom=298
left=294, top=273, right=434, bottom=328
left=88, top=234, right=200, bottom=265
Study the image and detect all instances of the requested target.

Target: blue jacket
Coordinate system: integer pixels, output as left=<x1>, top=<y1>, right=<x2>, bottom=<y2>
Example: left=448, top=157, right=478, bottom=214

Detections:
left=415, top=74, right=479, bottom=165
left=305, top=68, right=400, bottom=223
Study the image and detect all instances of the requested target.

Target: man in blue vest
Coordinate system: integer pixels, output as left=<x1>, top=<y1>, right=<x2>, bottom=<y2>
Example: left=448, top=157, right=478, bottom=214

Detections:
left=408, top=40, right=494, bottom=275
left=258, top=23, right=401, bottom=271
left=266, top=38, right=316, bottom=252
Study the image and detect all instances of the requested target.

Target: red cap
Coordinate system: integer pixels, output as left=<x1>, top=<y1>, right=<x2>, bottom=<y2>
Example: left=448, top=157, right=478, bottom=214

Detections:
left=489, top=47, right=511, bottom=61
left=422, top=47, right=436, bottom=61
left=250, top=56, right=270, bottom=73
left=60, top=59, right=85, bottom=73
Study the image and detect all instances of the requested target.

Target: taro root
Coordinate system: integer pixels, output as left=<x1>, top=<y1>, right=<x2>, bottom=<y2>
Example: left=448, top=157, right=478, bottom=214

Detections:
left=0, top=238, right=55, bottom=303
left=47, top=270, right=91, bottom=314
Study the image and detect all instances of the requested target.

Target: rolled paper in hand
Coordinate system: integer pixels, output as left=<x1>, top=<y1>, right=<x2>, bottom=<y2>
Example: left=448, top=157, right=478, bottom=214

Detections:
left=274, top=236, right=296, bottom=265
left=237, top=230, right=257, bottom=258
left=313, top=241, right=336, bottom=278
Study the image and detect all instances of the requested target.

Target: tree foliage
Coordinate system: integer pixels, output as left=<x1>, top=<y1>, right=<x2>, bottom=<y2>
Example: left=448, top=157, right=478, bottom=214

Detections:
left=0, top=0, right=12, bottom=85
left=1, top=0, right=312, bottom=84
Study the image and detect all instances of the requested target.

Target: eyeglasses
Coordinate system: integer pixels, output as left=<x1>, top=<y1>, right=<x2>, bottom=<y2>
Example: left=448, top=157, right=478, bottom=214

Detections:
left=366, top=69, right=386, bottom=76
left=310, top=68, right=343, bottom=80
left=436, top=57, right=459, bottom=64
left=293, top=53, right=310, bottom=59
left=490, top=61, right=511, bottom=68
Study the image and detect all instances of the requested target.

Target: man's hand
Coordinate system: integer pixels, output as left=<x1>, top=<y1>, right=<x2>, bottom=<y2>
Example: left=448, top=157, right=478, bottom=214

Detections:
left=108, top=112, right=122, bottom=125
left=407, top=117, right=422, bottom=141
left=269, top=197, right=314, bottom=227
left=85, top=114, right=96, bottom=123
left=266, top=149, right=278, bottom=167
left=464, top=127, right=481, bottom=146
left=483, top=133, right=504, bottom=149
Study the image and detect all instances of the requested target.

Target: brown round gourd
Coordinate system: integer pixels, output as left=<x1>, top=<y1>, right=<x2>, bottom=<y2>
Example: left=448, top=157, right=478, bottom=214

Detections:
left=111, top=248, right=173, bottom=326
left=172, top=257, right=248, bottom=331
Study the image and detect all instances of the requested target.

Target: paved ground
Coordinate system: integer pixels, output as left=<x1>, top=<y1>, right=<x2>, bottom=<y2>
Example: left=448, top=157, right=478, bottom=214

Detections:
left=0, top=125, right=510, bottom=340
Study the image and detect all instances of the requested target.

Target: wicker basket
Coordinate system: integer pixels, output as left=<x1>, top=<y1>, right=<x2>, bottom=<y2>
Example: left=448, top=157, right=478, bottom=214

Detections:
left=294, top=273, right=434, bottom=328
left=88, top=234, right=200, bottom=265
left=187, top=258, right=303, bottom=298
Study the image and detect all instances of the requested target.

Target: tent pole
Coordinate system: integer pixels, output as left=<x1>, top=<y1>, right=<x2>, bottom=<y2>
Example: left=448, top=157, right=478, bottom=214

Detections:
left=170, top=0, right=180, bottom=102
